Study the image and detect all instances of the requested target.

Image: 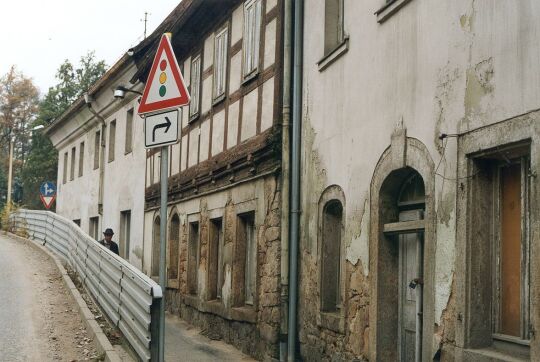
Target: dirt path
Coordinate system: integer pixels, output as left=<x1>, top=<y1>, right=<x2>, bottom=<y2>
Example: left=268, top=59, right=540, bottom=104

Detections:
left=0, top=233, right=100, bottom=361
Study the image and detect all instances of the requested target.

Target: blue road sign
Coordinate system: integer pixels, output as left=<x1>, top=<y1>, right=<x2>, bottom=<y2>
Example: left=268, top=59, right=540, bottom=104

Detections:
left=40, top=181, right=56, bottom=197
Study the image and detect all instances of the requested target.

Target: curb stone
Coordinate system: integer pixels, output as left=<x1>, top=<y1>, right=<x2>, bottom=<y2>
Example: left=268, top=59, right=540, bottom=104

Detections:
left=6, top=232, right=122, bottom=362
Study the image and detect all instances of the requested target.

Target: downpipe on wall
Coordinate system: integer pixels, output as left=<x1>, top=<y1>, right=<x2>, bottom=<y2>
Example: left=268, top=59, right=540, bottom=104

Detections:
left=280, top=0, right=293, bottom=360
left=288, top=0, right=303, bottom=360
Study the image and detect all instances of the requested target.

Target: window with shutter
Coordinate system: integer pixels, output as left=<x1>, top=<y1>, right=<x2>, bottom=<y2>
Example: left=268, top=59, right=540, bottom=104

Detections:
left=189, top=55, right=202, bottom=119
left=243, top=0, right=262, bottom=80
left=213, top=27, right=229, bottom=101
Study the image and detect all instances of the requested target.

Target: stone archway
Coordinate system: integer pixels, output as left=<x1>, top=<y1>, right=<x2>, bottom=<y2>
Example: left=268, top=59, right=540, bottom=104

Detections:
left=368, top=129, right=436, bottom=362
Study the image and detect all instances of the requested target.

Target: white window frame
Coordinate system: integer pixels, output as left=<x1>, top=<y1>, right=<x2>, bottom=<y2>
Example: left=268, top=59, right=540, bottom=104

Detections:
left=213, top=26, right=229, bottom=102
left=242, top=0, right=262, bottom=81
left=189, top=55, right=202, bottom=119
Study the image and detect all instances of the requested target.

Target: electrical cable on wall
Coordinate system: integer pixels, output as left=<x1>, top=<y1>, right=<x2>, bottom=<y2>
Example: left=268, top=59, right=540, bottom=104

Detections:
left=435, top=133, right=478, bottom=182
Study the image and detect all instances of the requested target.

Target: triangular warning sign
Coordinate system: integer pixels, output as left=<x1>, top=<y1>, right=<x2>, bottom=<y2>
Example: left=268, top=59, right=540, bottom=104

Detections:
left=138, top=34, right=190, bottom=115
left=40, top=194, right=56, bottom=209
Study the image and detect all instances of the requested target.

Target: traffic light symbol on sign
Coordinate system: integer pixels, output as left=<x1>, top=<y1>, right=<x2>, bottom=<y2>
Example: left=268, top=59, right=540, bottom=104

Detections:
left=159, top=60, right=167, bottom=97
left=138, top=34, right=190, bottom=115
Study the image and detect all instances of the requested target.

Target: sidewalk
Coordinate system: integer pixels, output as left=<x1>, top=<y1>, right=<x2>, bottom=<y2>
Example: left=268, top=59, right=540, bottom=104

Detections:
left=165, top=313, right=255, bottom=362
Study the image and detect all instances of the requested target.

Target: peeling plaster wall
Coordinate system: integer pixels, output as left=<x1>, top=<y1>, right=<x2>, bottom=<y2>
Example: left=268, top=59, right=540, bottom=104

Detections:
left=300, top=0, right=540, bottom=360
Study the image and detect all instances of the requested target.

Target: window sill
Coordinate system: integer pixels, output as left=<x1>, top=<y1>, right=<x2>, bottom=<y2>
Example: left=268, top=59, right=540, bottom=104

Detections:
left=182, top=296, right=257, bottom=323
left=188, top=112, right=200, bottom=124
left=318, top=311, right=345, bottom=334
left=230, top=306, right=257, bottom=323
left=375, top=0, right=413, bottom=24
left=463, top=346, right=529, bottom=362
left=183, top=293, right=200, bottom=309
left=241, top=70, right=259, bottom=86
left=212, top=94, right=226, bottom=107
left=317, top=37, right=349, bottom=72
left=166, top=279, right=179, bottom=289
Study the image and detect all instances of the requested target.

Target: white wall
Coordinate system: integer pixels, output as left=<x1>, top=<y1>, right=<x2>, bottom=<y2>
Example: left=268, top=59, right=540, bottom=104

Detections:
left=302, top=0, right=540, bottom=326
left=53, top=62, right=146, bottom=270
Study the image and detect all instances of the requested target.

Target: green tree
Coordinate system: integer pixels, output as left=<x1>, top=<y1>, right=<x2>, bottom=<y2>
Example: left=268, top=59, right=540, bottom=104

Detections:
left=21, top=51, right=107, bottom=209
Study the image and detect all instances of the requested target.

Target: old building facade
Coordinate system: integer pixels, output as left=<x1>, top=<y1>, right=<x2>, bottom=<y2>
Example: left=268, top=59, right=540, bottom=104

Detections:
left=130, top=0, right=285, bottom=360
left=298, top=0, right=540, bottom=361
left=45, top=58, right=146, bottom=269
left=45, top=0, right=540, bottom=361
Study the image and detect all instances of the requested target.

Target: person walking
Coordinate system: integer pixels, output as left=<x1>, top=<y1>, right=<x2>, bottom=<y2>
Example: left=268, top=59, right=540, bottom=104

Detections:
left=99, top=228, right=119, bottom=255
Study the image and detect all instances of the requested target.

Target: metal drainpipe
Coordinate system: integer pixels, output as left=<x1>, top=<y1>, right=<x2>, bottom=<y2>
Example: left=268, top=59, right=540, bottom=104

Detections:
left=280, top=0, right=293, bottom=360
left=85, top=96, right=106, bottom=216
left=288, top=0, right=303, bottom=360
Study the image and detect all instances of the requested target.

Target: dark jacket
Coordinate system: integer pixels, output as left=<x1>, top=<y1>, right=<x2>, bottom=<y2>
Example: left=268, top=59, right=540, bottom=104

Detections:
left=99, top=239, right=119, bottom=255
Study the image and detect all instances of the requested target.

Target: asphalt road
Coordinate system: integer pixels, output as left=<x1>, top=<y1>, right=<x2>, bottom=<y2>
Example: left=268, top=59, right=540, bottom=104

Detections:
left=0, top=234, right=44, bottom=361
left=0, top=233, right=98, bottom=361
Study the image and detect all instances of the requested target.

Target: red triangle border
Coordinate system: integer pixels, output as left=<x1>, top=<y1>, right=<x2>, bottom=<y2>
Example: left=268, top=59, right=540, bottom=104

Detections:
left=138, top=34, right=190, bottom=115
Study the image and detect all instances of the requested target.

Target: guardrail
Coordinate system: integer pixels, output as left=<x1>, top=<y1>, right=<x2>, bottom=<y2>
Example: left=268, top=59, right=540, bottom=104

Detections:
left=9, top=209, right=162, bottom=361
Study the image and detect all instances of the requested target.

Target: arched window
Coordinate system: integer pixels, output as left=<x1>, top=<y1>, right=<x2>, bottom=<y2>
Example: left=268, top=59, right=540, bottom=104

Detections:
left=168, top=213, right=180, bottom=281
left=151, top=216, right=160, bottom=277
left=321, top=200, right=344, bottom=312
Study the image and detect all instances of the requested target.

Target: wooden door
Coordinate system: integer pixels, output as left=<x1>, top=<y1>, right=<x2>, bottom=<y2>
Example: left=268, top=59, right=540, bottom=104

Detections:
left=398, top=210, right=423, bottom=362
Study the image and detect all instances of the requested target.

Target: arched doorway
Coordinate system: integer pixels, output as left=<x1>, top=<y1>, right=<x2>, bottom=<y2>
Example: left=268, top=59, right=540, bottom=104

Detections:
left=377, top=168, right=426, bottom=361
left=369, top=137, right=435, bottom=362
left=396, top=171, right=425, bottom=361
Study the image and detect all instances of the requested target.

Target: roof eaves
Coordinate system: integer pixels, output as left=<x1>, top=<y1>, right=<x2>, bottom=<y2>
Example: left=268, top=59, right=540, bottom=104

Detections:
left=44, top=53, right=131, bottom=136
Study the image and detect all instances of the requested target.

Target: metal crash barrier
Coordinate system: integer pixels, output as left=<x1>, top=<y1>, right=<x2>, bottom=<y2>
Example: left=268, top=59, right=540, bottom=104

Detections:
left=9, top=209, right=162, bottom=361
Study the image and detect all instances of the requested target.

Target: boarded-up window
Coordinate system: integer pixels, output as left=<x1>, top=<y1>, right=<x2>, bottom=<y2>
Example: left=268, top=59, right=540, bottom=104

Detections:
left=213, top=27, right=229, bottom=100
left=78, top=142, right=84, bottom=177
left=499, top=163, right=524, bottom=337
left=237, top=212, right=256, bottom=305
left=120, top=210, right=131, bottom=260
left=324, top=0, right=344, bottom=54
left=189, top=55, right=201, bottom=118
left=152, top=216, right=161, bottom=277
left=208, top=218, right=224, bottom=300
left=108, top=120, right=116, bottom=162
left=320, top=200, right=343, bottom=312
left=187, top=221, right=200, bottom=295
left=94, top=130, right=100, bottom=170
left=243, top=0, right=262, bottom=79
left=63, top=152, right=68, bottom=184
left=168, top=214, right=180, bottom=280
left=125, top=108, right=133, bottom=154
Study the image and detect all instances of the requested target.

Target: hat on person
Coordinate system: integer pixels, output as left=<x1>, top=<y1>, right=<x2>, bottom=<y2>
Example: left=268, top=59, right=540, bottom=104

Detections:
left=103, top=228, right=114, bottom=236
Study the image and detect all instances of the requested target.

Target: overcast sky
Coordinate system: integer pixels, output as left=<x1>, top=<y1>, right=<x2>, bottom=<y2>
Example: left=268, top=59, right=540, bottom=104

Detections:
left=0, top=1, right=181, bottom=96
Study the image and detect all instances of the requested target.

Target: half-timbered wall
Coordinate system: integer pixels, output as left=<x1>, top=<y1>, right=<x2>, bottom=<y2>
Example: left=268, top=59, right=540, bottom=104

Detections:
left=143, top=1, right=283, bottom=360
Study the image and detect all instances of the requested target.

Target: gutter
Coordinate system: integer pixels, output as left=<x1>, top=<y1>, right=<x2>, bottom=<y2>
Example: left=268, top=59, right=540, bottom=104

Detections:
left=288, top=0, right=303, bottom=360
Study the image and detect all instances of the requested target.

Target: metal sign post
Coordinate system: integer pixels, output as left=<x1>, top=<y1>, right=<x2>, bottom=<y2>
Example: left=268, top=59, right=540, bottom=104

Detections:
left=158, top=145, right=168, bottom=362
left=138, top=33, right=190, bottom=362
